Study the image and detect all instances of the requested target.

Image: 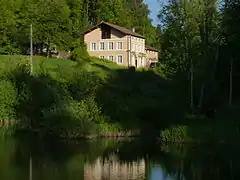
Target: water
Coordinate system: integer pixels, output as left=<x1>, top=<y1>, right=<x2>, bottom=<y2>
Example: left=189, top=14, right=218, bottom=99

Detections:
left=0, top=136, right=239, bottom=180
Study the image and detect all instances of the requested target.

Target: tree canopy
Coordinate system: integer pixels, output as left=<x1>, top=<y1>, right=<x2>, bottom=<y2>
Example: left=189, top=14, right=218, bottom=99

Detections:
left=0, top=0, right=158, bottom=55
left=158, top=0, right=240, bottom=109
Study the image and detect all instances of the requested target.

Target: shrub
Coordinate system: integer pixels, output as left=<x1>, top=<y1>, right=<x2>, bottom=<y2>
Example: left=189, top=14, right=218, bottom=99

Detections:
left=160, top=125, right=189, bottom=142
left=98, top=122, right=123, bottom=136
left=70, top=45, right=89, bottom=63
left=0, top=79, right=18, bottom=121
left=41, top=95, right=103, bottom=138
left=128, top=66, right=136, bottom=72
left=61, top=68, right=102, bottom=100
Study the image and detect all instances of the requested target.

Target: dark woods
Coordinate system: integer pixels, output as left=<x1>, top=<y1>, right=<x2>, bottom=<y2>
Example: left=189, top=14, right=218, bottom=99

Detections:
left=158, top=0, right=240, bottom=112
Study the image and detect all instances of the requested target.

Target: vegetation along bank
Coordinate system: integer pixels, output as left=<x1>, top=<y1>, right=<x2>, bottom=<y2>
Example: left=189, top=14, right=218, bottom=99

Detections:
left=1, top=0, right=240, bottom=141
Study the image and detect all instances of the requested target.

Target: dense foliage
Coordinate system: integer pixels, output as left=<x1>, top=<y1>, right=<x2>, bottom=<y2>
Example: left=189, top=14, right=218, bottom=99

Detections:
left=0, top=0, right=158, bottom=55
left=158, top=0, right=240, bottom=141
left=1, top=0, right=240, bottom=140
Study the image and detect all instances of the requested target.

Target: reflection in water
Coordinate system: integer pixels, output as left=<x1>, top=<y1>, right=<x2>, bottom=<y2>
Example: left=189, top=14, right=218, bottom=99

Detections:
left=0, top=136, right=240, bottom=180
left=84, top=155, right=145, bottom=180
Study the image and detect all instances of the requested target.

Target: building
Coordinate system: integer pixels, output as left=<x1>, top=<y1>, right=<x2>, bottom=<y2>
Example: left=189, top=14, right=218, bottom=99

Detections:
left=83, top=21, right=158, bottom=68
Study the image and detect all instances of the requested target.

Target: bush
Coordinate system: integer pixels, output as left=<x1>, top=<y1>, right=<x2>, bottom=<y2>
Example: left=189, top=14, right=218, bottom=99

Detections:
left=70, top=45, right=89, bottom=63
left=63, top=69, right=102, bottom=100
left=0, top=79, right=18, bottom=121
left=41, top=95, right=103, bottom=138
left=160, top=125, right=189, bottom=142
left=128, top=66, right=136, bottom=72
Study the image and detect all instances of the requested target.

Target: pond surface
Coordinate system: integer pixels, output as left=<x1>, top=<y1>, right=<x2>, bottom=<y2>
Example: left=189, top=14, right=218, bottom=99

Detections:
left=0, top=136, right=239, bottom=180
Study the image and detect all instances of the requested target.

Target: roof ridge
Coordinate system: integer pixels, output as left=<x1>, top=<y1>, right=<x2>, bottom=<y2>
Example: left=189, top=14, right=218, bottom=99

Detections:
left=83, top=21, right=144, bottom=38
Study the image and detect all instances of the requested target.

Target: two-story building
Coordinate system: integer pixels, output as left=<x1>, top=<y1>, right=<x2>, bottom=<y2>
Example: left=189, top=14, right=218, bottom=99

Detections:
left=83, top=21, right=158, bottom=68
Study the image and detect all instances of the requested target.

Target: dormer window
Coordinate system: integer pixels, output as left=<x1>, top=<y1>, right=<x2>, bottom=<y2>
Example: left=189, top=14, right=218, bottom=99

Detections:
left=101, top=25, right=111, bottom=39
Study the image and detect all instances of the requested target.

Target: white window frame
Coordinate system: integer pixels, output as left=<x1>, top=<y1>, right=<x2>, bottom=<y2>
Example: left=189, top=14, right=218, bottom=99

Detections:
left=117, top=42, right=123, bottom=50
left=99, top=56, right=105, bottom=59
left=90, top=42, right=97, bottom=51
left=132, top=43, right=135, bottom=51
left=108, top=55, right=114, bottom=61
left=99, top=42, right=105, bottom=50
left=117, top=55, right=123, bottom=64
left=108, top=42, right=114, bottom=50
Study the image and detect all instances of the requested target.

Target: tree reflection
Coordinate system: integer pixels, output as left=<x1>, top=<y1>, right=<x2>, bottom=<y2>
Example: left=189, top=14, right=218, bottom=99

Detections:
left=160, top=143, right=240, bottom=180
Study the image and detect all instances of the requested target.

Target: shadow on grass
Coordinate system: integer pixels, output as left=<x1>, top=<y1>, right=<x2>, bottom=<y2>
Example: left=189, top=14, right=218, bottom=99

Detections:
left=96, top=67, right=188, bottom=135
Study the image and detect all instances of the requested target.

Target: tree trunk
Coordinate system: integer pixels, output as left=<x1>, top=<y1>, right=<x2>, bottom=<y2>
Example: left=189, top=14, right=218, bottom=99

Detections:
left=229, top=58, right=233, bottom=105
left=211, top=43, right=219, bottom=82
left=190, top=57, right=194, bottom=110
left=198, top=83, right=205, bottom=109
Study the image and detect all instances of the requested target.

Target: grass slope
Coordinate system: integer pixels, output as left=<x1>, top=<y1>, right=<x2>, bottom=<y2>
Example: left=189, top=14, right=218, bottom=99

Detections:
left=0, top=55, right=187, bottom=137
left=0, top=55, right=126, bottom=80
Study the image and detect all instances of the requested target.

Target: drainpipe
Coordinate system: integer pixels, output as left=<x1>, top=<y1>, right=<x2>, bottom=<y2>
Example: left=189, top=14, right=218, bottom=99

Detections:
left=127, top=35, right=129, bottom=66
left=130, top=35, right=132, bottom=66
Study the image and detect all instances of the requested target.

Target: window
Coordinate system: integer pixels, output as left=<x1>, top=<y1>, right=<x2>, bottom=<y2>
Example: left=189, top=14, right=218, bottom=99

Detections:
left=101, top=26, right=111, bottom=39
left=117, top=42, right=123, bottom=50
left=108, top=42, right=114, bottom=50
left=132, top=44, right=135, bottom=51
left=100, top=42, right=105, bottom=50
left=91, top=43, right=96, bottom=51
left=117, top=55, right=123, bottom=64
left=109, top=55, right=114, bottom=61
left=100, top=56, right=104, bottom=59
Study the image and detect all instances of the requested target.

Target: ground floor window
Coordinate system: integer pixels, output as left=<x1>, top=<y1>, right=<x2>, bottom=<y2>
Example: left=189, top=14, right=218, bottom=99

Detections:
left=109, top=55, right=114, bottom=61
left=100, top=56, right=104, bottom=59
left=117, top=55, right=123, bottom=64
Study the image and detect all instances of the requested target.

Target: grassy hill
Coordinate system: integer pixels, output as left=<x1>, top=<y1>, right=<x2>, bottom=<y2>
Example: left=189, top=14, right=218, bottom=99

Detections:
left=0, top=55, right=123, bottom=79
left=0, top=55, right=187, bottom=138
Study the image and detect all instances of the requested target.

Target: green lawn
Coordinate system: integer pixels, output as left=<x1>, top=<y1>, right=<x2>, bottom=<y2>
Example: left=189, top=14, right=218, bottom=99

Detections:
left=0, top=55, right=127, bottom=80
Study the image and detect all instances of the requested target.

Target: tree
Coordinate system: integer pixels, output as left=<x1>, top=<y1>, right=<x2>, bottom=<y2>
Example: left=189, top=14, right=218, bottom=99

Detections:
left=0, top=0, right=19, bottom=54
left=158, top=0, right=219, bottom=110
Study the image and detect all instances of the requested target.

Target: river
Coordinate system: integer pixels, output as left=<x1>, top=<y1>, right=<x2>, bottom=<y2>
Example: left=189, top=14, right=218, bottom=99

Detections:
left=0, top=136, right=238, bottom=180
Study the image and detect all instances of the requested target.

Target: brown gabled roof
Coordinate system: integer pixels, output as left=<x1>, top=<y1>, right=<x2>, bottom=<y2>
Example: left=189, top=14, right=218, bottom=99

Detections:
left=145, top=45, right=159, bottom=52
left=83, top=21, right=144, bottom=39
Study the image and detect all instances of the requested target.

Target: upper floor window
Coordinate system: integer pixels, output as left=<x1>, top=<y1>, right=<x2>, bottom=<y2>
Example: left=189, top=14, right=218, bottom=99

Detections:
left=101, top=26, right=111, bottom=39
left=108, top=42, right=114, bottom=50
left=117, top=55, right=123, bottom=64
left=91, top=43, right=97, bottom=51
left=100, top=42, right=105, bottom=50
left=117, top=42, right=123, bottom=50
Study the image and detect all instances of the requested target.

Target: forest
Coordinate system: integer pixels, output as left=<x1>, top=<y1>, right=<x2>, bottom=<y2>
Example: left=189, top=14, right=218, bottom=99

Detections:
left=0, top=0, right=159, bottom=55
left=0, top=0, right=240, bottom=141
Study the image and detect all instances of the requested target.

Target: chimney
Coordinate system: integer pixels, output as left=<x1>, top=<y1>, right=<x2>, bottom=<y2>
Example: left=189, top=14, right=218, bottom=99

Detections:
left=132, top=28, right=135, bottom=32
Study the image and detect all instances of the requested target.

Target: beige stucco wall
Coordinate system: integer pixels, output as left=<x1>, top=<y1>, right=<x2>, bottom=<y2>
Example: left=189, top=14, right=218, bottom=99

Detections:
left=84, top=27, right=129, bottom=66
left=127, top=35, right=146, bottom=67
left=146, top=50, right=158, bottom=64
left=84, top=26, right=155, bottom=68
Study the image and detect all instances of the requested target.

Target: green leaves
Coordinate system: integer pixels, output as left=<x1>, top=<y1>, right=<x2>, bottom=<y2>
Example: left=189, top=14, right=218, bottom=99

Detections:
left=0, top=0, right=158, bottom=54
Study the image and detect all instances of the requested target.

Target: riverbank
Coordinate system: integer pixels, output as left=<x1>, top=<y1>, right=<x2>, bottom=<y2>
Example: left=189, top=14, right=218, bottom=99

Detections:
left=160, top=106, right=240, bottom=143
